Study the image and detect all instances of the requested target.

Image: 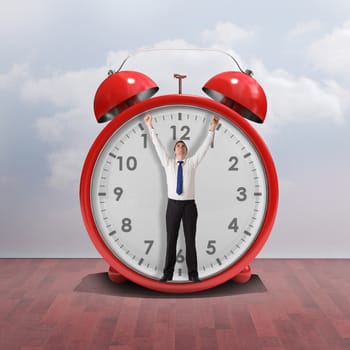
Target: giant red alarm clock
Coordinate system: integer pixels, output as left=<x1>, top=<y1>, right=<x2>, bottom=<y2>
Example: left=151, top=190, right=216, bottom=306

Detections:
left=80, top=50, right=278, bottom=293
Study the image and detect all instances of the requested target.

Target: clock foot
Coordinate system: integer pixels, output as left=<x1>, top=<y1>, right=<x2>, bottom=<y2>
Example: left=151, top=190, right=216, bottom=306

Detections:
left=232, top=265, right=252, bottom=283
left=108, top=266, right=127, bottom=283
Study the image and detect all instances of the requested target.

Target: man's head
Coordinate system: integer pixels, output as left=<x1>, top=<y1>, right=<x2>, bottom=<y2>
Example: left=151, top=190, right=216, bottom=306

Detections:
left=173, top=140, right=188, bottom=160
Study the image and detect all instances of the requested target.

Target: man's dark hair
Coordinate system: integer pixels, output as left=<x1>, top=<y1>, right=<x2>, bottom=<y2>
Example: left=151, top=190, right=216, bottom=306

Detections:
left=173, top=140, right=188, bottom=152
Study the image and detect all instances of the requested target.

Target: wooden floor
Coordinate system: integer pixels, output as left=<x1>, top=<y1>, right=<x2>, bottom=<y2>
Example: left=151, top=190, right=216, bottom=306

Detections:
left=1, top=259, right=350, bottom=350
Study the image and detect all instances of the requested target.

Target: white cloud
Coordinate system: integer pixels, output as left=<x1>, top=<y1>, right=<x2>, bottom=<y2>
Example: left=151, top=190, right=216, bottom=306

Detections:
left=21, top=67, right=104, bottom=109
left=16, top=66, right=105, bottom=188
left=308, top=20, right=350, bottom=78
left=36, top=107, right=96, bottom=145
left=201, top=22, right=255, bottom=47
left=35, top=105, right=101, bottom=189
left=287, top=20, right=322, bottom=38
left=47, top=148, right=86, bottom=189
left=252, top=60, right=348, bottom=131
left=0, top=63, right=30, bottom=90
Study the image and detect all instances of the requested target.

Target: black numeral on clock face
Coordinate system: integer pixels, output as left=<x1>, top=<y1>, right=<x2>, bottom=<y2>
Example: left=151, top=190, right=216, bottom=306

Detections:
left=228, top=156, right=239, bottom=171
left=228, top=218, right=239, bottom=232
left=144, top=240, right=154, bottom=255
left=236, top=187, right=247, bottom=201
left=170, top=125, right=191, bottom=140
left=176, top=249, right=185, bottom=263
left=114, top=187, right=123, bottom=201
left=141, top=134, right=148, bottom=148
left=121, top=218, right=132, bottom=232
left=206, top=240, right=216, bottom=255
left=117, top=156, right=137, bottom=171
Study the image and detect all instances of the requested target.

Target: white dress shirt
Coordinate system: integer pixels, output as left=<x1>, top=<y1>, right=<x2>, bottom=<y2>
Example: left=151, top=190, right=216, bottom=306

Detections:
left=149, top=128, right=214, bottom=200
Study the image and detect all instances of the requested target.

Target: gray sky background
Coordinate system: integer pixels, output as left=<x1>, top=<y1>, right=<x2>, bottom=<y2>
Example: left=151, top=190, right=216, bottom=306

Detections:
left=1, top=0, right=349, bottom=257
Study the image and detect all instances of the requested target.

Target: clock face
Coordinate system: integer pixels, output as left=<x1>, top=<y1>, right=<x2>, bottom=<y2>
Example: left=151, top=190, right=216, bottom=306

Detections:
left=89, top=102, right=269, bottom=282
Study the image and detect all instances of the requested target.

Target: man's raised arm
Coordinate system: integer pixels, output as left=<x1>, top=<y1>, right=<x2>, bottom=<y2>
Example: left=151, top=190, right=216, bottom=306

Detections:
left=191, top=116, right=219, bottom=167
left=144, top=114, right=170, bottom=168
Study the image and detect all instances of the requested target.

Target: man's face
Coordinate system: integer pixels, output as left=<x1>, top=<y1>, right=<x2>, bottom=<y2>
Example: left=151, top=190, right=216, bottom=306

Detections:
left=174, top=142, right=188, bottom=160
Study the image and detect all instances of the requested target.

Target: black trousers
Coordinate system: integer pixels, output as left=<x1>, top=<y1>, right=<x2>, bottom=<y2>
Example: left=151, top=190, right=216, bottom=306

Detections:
left=163, top=199, right=198, bottom=277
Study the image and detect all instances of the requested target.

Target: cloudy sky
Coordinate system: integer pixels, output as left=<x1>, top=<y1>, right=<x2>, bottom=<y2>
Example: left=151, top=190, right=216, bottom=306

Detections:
left=1, top=0, right=350, bottom=258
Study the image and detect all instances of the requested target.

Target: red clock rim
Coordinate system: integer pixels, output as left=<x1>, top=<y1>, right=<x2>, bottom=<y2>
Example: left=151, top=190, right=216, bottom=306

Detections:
left=80, top=94, right=279, bottom=293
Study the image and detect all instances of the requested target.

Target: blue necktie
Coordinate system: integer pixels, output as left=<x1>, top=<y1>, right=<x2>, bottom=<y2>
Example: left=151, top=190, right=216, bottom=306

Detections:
left=176, top=161, right=183, bottom=195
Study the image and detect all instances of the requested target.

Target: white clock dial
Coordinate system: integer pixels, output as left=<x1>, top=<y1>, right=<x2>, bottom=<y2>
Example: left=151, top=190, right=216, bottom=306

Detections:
left=91, top=104, right=268, bottom=282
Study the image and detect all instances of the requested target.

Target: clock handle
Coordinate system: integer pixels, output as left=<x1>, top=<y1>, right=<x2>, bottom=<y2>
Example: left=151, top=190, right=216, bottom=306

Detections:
left=108, top=266, right=127, bottom=283
left=232, top=265, right=252, bottom=284
left=115, top=48, right=248, bottom=73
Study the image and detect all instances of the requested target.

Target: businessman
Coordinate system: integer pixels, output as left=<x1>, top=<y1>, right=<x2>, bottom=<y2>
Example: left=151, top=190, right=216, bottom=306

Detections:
left=144, top=114, right=219, bottom=282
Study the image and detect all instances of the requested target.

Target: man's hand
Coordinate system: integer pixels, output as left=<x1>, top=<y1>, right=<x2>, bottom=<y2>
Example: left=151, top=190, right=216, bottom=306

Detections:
left=144, top=114, right=153, bottom=129
left=209, top=116, right=219, bottom=131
